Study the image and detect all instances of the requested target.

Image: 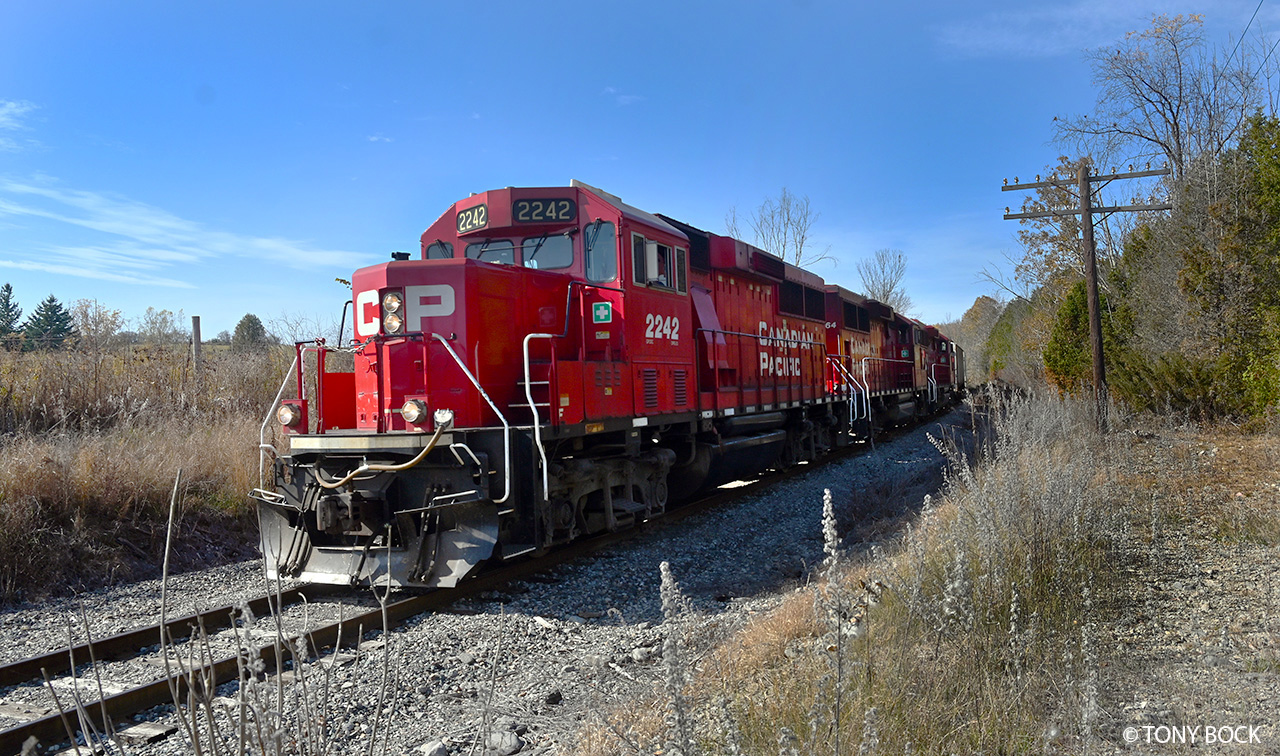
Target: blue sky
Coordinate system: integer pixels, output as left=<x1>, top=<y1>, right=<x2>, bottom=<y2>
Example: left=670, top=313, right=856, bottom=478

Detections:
left=0, top=1, right=1270, bottom=336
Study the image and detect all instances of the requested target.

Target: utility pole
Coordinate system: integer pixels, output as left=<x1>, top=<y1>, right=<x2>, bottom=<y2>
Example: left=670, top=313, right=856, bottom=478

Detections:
left=1002, top=161, right=1172, bottom=431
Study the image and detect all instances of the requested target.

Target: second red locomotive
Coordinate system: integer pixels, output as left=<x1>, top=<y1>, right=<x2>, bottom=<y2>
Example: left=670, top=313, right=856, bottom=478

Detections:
left=254, top=182, right=962, bottom=588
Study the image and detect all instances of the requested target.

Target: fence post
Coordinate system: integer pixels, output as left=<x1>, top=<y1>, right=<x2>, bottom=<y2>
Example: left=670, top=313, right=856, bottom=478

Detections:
left=191, top=315, right=202, bottom=374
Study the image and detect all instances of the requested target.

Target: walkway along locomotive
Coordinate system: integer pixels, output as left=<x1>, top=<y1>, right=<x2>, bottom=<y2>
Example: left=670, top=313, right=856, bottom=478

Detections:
left=252, top=182, right=963, bottom=588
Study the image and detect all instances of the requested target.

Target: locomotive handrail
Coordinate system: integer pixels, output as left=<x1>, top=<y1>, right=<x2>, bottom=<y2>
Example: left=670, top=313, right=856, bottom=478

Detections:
left=930, top=361, right=952, bottom=387
left=566, top=279, right=626, bottom=360
left=519, top=279, right=628, bottom=501
left=523, top=332, right=557, bottom=501
left=694, top=327, right=827, bottom=412
left=431, top=333, right=513, bottom=505
left=928, top=361, right=951, bottom=405
left=859, top=356, right=915, bottom=423
left=827, top=356, right=866, bottom=425
left=259, top=352, right=302, bottom=490
left=695, top=326, right=825, bottom=345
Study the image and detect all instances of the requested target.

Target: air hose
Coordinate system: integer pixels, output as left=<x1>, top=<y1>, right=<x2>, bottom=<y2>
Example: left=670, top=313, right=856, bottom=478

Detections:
left=314, top=424, right=446, bottom=490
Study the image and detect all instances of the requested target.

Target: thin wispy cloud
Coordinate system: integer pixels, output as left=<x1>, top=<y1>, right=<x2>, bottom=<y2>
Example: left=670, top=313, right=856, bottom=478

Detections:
left=0, top=257, right=195, bottom=288
left=0, top=178, right=363, bottom=288
left=0, top=100, right=38, bottom=152
left=367, top=133, right=393, bottom=142
left=602, top=86, right=644, bottom=106
left=934, top=0, right=1164, bottom=59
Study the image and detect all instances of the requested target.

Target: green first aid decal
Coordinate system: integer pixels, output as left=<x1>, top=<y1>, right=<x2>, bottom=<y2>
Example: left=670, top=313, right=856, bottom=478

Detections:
left=593, top=302, right=612, bottom=324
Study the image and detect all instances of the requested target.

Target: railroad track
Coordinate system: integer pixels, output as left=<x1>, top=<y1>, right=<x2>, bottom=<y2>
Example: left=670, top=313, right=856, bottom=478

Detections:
left=2, top=413, right=952, bottom=754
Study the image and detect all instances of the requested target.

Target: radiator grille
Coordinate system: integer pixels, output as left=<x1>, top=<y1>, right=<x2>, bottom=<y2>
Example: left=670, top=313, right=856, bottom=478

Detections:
left=674, top=370, right=688, bottom=406
left=643, top=368, right=659, bottom=408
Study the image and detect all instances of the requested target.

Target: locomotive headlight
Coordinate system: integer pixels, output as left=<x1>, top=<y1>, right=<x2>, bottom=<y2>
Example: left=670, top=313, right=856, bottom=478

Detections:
left=277, top=403, right=302, bottom=427
left=383, top=312, right=404, bottom=334
left=401, top=399, right=427, bottom=424
left=382, top=290, right=403, bottom=313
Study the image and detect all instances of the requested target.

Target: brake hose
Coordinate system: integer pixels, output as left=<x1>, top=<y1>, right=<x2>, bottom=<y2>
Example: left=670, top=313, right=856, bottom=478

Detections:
left=314, top=424, right=446, bottom=490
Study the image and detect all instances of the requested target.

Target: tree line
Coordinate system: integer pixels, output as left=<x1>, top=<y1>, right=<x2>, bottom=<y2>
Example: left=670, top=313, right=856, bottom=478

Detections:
left=953, top=13, right=1280, bottom=419
left=0, top=284, right=276, bottom=353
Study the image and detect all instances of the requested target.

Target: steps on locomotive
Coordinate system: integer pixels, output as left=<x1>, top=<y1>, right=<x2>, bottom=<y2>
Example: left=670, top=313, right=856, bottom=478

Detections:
left=500, top=543, right=538, bottom=560
left=585, top=497, right=648, bottom=532
left=511, top=360, right=553, bottom=423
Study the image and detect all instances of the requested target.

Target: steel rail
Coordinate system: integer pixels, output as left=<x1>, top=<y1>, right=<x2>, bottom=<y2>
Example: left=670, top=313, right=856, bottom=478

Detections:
left=0, top=586, right=310, bottom=690
left=3, top=406, right=962, bottom=753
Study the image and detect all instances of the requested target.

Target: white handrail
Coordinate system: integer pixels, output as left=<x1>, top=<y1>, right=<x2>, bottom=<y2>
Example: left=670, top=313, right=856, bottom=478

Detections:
left=827, top=356, right=865, bottom=424
left=848, top=366, right=869, bottom=423
left=259, top=353, right=301, bottom=490
left=523, top=333, right=558, bottom=501
left=860, top=356, right=915, bottom=423
left=432, top=333, right=513, bottom=505
left=928, top=362, right=944, bottom=404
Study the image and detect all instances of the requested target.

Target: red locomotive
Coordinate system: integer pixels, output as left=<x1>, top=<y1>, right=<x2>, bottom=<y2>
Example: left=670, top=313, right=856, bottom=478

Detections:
left=253, top=182, right=963, bottom=588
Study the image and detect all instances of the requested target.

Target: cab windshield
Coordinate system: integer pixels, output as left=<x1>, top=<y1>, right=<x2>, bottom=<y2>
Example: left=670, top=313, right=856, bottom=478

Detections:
left=465, top=239, right=515, bottom=265
left=520, top=234, right=573, bottom=270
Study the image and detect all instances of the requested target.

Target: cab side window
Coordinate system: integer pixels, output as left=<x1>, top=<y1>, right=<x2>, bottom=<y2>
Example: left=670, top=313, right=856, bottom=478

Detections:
left=585, top=221, right=617, bottom=283
left=631, top=233, right=687, bottom=293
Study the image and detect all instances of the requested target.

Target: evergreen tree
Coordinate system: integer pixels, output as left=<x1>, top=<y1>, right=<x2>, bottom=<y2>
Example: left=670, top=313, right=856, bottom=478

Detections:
left=23, top=295, right=76, bottom=350
left=1043, top=281, right=1125, bottom=392
left=0, top=283, right=22, bottom=350
left=232, top=313, right=270, bottom=352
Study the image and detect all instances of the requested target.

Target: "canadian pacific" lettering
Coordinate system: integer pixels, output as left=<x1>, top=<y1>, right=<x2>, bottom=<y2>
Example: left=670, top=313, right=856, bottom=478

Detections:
left=758, top=320, right=822, bottom=377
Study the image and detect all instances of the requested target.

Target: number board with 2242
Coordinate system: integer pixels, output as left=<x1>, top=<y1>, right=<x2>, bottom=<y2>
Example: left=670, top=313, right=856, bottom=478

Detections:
left=456, top=204, right=488, bottom=234
left=513, top=198, right=576, bottom=224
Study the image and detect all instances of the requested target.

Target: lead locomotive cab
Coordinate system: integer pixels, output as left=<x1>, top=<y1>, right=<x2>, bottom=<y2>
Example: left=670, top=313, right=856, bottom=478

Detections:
left=254, top=182, right=689, bottom=589
left=252, top=181, right=964, bottom=591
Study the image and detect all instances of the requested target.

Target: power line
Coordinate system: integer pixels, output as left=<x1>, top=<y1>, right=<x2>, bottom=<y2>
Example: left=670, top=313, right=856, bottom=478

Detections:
left=1227, top=0, right=1265, bottom=67
left=1255, top=32, right=1280, bottom=79
left=1001, top=164, right=1172, bottom=432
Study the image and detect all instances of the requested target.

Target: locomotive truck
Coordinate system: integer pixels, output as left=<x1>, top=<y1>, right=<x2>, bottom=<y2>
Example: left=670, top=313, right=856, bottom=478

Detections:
left=252, top=182, right=962, bottom=588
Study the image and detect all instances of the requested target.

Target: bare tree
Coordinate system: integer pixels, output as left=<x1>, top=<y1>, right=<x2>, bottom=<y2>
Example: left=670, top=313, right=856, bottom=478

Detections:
left=724, top=206, right=744, bottom=241
left=725, top=188, right=832, bottom=267
left=856, top=248, right=913, bottom=314
left=1054, top=14, right=1261, bottom=179
left=71, top=299, right=125, bottom=353
left=270, top=310, right=340, bottom=345
left=137, top=307, right=189, bottom=345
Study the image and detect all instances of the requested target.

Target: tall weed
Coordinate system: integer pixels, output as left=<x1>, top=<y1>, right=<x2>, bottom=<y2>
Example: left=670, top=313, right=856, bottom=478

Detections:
left=584, top=391, right=1127, bottom=755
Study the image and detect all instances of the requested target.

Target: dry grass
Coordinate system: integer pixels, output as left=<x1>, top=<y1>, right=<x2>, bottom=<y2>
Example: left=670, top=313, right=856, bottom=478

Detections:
left=1118, top=425, right=1280, bottom=546
left=580, top=391, right=1131, bottom=755
left=0, top=344, right=288, bottom=435
left=0, top=345, right=293, bottom=602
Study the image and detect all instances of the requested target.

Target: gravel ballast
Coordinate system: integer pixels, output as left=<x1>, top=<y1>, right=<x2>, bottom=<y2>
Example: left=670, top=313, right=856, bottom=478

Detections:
left=4, top=411, right=970, bottom=755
